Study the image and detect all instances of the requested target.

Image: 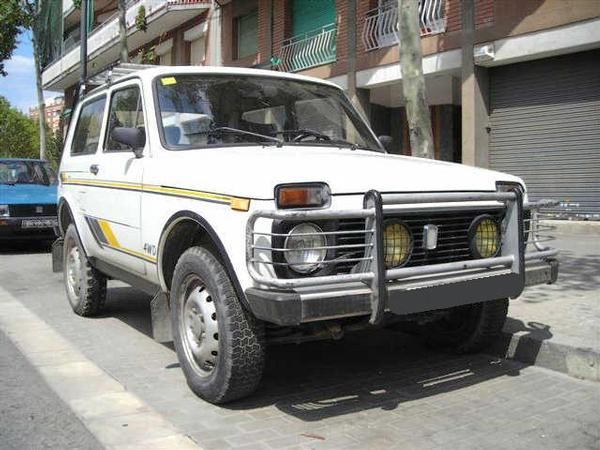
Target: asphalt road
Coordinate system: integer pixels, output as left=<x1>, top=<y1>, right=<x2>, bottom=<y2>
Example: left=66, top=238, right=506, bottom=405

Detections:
left=0, top=330, right=102, bottom=450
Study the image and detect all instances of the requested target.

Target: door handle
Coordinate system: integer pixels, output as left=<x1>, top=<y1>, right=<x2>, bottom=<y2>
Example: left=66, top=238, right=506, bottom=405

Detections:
left=89, top=164, right=99, bottom=175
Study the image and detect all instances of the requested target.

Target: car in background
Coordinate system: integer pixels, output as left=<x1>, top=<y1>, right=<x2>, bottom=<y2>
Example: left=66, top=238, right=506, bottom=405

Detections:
left=0, top=158, right=59, bottom=241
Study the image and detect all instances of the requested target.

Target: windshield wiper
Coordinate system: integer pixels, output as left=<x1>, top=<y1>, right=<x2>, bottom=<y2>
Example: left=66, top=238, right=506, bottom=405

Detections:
left=207, top=127, right=283, bottom=147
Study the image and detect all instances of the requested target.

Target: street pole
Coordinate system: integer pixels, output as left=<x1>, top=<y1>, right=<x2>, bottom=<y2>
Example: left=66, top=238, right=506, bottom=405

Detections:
left=79, top=0, right=88, bottom=100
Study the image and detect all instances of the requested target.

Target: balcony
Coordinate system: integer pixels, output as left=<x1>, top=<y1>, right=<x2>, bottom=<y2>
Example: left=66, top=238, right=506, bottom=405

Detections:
left=362, top=0, right=446, bottom=52
left=42, top=0, right=210, bottom=91
left=279, top=23, right=337, bottom=73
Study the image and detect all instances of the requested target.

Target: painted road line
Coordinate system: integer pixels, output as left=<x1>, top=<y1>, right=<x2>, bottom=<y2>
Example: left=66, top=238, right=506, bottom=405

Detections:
left=0, top=287, right=200, bottom=450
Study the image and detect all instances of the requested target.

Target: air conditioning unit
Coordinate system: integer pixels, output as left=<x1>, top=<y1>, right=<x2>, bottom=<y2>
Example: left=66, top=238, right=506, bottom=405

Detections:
left=474, top=43, right=495, bottom=65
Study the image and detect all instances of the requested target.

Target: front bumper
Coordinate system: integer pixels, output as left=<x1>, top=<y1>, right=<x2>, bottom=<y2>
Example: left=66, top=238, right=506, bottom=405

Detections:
left=246, top=258, right=559, bottom=326
left=245, top=190, right=559, bottom=326
left=0, top=216, right=58, bottom=240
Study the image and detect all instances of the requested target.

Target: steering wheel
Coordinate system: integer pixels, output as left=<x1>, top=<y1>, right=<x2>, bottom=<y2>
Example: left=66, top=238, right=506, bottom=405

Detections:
left=292, top=130, right=331, bottom=142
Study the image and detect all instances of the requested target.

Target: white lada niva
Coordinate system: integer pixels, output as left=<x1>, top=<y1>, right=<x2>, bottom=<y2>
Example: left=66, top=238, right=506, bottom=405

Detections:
left=55, top=65, right=558, bottom=403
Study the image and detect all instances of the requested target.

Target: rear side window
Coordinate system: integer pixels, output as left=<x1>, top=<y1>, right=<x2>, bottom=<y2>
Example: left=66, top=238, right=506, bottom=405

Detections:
left=71, top=97, right=106, bottom=155
left=105, top=86, right=145, bottom=152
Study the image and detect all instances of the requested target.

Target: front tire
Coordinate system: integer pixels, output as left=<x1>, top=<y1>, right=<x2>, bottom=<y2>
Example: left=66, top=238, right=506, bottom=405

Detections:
left=171, top=247, right=265, bottom=404
left=63, top=224, right=107, bottom=317
left=422, top=299, right=508, bottom=353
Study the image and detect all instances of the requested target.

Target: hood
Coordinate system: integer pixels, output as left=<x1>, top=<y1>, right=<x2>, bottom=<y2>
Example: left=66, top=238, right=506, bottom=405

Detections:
left=0, top=183, right=58, bottom=205
left=153, top=146, right=524, bottom=199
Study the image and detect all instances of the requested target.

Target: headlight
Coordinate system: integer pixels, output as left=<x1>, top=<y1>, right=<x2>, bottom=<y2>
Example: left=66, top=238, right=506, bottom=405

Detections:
left=469, top=215, right=501, bottom=258
left=383, top=220, right=413, bottom=268
left=284, top=223, right=327, bottom=274
left=0, top=205, right=9, bottom=217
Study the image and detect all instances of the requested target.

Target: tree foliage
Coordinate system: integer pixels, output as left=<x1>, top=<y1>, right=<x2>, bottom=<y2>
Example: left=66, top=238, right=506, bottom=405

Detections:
left=0, top=97, right=39, bottom=158
left=0, top=96, right=60, bottom=165
left=0, top=0, right=29, bottom=77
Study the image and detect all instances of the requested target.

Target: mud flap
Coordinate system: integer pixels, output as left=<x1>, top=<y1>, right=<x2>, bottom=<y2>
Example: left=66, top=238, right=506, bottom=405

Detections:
left=150, top=291, right=173, bottom=343
left=51, top=238, right=64, bottom=273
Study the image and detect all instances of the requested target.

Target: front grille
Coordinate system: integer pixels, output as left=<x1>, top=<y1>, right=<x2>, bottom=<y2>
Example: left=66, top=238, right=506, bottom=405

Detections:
left=336, top=208, right=504, bottom=274
left=8, top=204, right=57, bottom=217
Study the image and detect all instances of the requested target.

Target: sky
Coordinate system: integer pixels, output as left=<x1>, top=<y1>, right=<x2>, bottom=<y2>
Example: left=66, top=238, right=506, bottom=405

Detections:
left=0, top=31, right=59, bottom=114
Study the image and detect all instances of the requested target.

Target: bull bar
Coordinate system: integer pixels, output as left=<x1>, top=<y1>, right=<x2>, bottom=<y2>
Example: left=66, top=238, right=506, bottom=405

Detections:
left=245, top=189, right=559, bottom=326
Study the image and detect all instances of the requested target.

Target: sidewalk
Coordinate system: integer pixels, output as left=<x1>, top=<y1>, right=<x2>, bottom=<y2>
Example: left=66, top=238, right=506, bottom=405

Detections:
left=495, top=228, right=600, bottom=381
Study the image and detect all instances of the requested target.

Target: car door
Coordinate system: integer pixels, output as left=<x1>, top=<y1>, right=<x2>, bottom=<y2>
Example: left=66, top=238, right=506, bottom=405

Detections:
left=59, top=94, right=108, bottom=246
left=83, top=81, right=147, bottom=274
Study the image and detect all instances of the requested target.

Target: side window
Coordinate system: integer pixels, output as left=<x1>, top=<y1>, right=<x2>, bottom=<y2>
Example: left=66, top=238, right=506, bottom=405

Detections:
left=71, top=97, right=106, bottom=155
left=105, top=86, right=145, bottom=152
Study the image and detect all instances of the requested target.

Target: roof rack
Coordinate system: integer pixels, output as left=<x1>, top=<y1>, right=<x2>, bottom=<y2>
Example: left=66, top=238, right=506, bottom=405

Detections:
left=87, top=63, right=155, bottom=87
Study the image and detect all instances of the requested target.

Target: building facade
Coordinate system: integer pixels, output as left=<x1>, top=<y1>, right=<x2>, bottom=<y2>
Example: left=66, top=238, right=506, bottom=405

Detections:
left=40, top=0, right=219, bottom=106
left=29, top=96, right=65, bottom=135
left=220, top=0, right=600, bottom=220
left=41, top=0, right=600, bottom=219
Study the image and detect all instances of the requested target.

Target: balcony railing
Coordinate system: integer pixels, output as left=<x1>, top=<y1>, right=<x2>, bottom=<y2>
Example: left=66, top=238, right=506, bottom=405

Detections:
left=44, top=0, right=210, bottom=71
left=42, top=0, right=209, bottom=89
left=279, top=23, right=337, bottom=73
left=362, top=0, right=446, bottom=52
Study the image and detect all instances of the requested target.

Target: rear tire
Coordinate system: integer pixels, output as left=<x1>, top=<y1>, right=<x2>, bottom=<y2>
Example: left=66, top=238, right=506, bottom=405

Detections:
left=171, top=246, right=265, bottom=404
left=422, top=299, right=508, bottom=353
left=63, top=224, right=107, bottom=317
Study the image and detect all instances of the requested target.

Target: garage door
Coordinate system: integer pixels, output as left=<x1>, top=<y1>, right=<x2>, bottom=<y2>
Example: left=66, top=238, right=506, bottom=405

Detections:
left=489, top=49, right=600, bottom=220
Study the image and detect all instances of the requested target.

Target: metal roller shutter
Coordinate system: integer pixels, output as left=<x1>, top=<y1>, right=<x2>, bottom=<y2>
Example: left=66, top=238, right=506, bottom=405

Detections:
left=489, top=50, right=600, bottom=220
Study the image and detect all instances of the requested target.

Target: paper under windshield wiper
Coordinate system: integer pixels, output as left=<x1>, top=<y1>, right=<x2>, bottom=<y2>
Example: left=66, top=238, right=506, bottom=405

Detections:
left=208, top=127, right=283, bottom=146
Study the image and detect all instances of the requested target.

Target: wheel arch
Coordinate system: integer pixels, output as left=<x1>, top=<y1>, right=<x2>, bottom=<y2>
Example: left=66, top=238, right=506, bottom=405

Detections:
left=57, top=197, right=74, bottom=236
left=57, top=197, right=92, bottom=260
left=157, top=211, right=250, bottom=310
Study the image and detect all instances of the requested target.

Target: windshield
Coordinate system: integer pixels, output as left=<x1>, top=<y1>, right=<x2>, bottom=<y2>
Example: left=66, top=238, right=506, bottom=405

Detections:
left=155, top=74, right=382, bottom=152
left=0, top=160, right=57, bottom=185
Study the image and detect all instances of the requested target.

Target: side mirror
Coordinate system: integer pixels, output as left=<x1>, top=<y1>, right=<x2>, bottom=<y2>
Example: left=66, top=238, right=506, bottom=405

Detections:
left=378, top=135, right=393, bottom=152
left=112, top=127, right=146, bottom=158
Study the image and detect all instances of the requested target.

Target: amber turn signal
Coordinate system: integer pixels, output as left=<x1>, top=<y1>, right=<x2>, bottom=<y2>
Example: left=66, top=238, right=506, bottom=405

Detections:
left=275, top=183, right=331, bottom=209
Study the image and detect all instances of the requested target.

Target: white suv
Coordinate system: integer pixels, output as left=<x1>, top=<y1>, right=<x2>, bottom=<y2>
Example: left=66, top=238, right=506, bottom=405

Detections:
left=55, top=65, right=558, bottom=403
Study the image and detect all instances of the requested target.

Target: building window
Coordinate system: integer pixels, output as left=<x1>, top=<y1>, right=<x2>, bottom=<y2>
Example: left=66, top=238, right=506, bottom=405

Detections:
left=235, top=10, right=258, bottom=59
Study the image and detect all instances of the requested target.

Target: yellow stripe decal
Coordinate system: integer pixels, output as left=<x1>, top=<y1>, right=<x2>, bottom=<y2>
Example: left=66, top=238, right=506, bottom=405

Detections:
left=61, top=178, right=249, bottom=210
left=97, top=220, right=120, bottom=247
left=105, top=244, right=157, bottom=263
left=86, top=216, right=156, bottom=264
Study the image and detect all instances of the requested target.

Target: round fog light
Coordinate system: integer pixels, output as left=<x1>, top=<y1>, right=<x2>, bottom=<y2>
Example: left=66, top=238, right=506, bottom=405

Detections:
left=383, top=220, right=413, bottom=268
left=284, top=223, right=327, bottom=274
left=469, top=216, right=501, bottom=258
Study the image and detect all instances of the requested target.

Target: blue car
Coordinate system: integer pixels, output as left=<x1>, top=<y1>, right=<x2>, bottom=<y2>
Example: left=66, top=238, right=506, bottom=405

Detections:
left=0, top=158, right=59, bottom=241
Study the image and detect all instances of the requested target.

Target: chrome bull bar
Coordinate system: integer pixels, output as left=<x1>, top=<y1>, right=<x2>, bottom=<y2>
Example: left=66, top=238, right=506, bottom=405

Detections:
left=246, top=189, right=557, bottom=325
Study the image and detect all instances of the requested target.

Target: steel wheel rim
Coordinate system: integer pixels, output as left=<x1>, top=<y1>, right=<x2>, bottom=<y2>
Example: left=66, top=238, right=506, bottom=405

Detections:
left=179, top=275, right=219, bottom=377
left=66, top=245, right=82, bottom=304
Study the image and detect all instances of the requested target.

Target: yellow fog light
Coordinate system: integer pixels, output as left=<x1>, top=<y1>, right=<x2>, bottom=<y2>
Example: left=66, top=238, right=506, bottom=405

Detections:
left=470, top=216, right=501, bottom=258
left=383, top=220, right=413, bottom=268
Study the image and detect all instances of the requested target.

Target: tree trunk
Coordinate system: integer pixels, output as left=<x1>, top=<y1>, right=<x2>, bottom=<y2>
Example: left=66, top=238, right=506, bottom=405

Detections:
left=31, top=27, right=47, bottom=160
left=398, top=0, right=434, bottom=159
left=118, top=0, right=129, bottom=63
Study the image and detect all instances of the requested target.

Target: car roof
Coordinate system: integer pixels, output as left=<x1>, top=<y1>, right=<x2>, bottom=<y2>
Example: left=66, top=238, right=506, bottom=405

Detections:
left=85, top=65, right=344, bottom=97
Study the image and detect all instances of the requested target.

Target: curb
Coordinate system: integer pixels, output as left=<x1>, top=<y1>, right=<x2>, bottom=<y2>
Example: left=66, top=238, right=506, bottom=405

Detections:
left=490, top=331, right=600, bottom=382
left=0, top=287, right=202, bottom=450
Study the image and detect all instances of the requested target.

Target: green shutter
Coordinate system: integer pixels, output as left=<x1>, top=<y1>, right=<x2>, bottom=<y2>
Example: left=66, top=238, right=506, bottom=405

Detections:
left=237, top=11, right=258, bottom=58
left=87, top=0, right=94, bottom=32
left=292, top=0, right=336, bottom=37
